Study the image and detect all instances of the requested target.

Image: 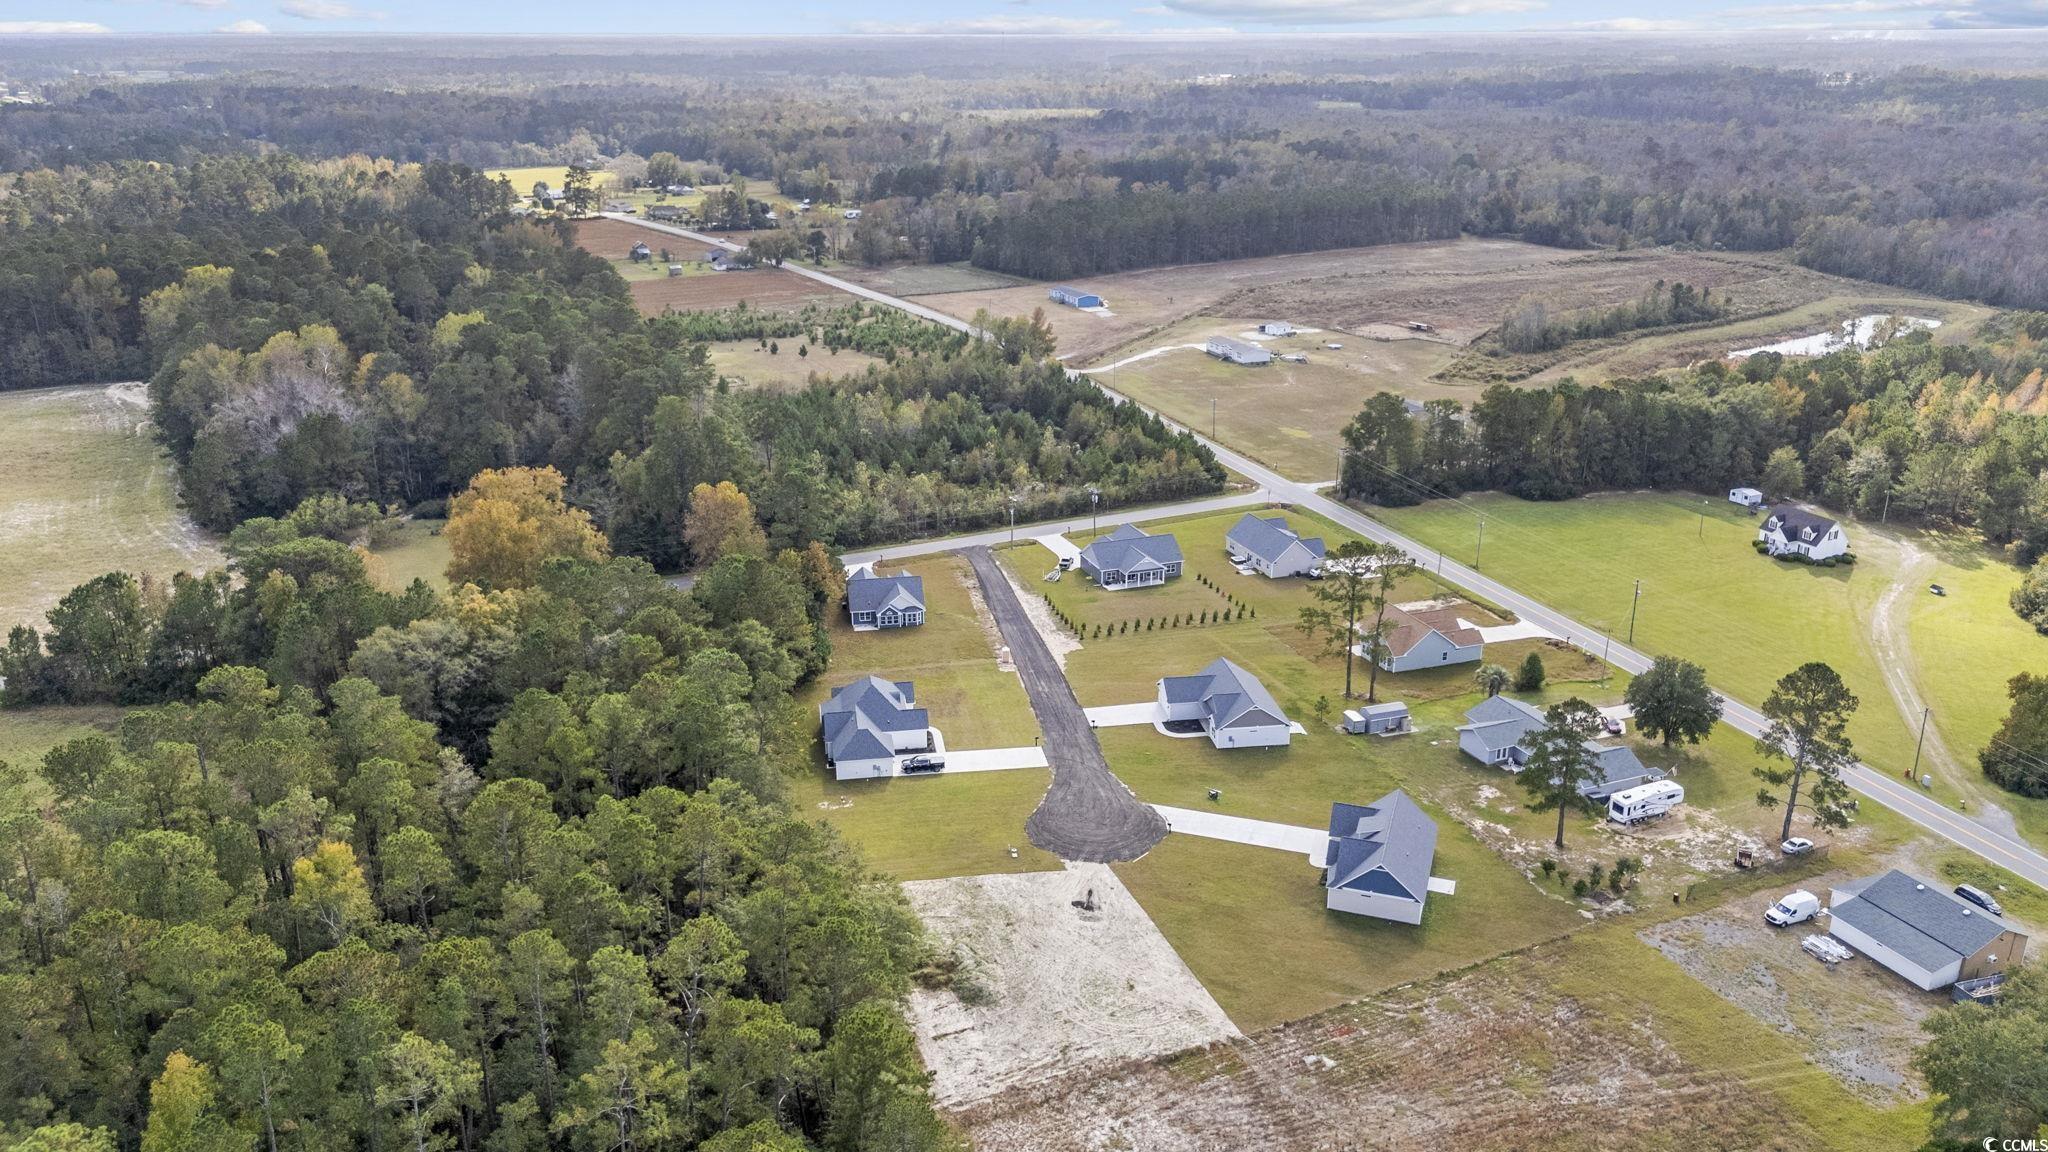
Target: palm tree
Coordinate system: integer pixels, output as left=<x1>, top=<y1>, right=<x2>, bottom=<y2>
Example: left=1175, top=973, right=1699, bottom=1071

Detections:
left=1473, top=663, right=1511, bottom=697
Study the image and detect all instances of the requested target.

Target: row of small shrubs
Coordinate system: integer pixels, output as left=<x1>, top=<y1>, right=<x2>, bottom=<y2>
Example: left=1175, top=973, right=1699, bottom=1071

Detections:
left=1089, top=606, right=1255, bottom=639
left=1751, top=539, right=1858, bottom=567
left=1539, top=855, right=1642, bottom=899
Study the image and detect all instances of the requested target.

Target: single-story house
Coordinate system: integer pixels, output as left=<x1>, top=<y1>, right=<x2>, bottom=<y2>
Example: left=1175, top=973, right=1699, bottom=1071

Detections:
left=628, top=241, right=652, bottom=262
left=1373, top=604, right=1484, bottom=673
left=1226, top=512, right=1326, bottom=579
left=819, top=676, right=933, bottom=780
left=648, top=204, right=689, bottom=222
left=845, top=564, right=926, bottom=631
left=1205, top=336, right=1273, bottom=366
left=1345, top=701, right=1410, bottom=735
left=1456, top=694, right=1666, bottom=801
left=1078, top=525, right=1184, bottom=590
left=1258, top=321, right=1295, bottom=336
left=606, top=200, right=636, bottom=214
left=1728, top=486, right=1764, bottom=508
left=1048, top=285, right=1105, bottom=309
left=1157, top=657, right=1292, bottom=749
left=1759, top=504, right=1849, bottom=560
left=1828, top=870, right=2028, bottom=991
left=1324, top=789, right=1438, bottom=924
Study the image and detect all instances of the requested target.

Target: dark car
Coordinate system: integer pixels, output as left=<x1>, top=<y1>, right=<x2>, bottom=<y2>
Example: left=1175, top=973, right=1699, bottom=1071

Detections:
left=1954, top=884, right=2004, bottom=917
left=900, top=755, right=945, bottom=774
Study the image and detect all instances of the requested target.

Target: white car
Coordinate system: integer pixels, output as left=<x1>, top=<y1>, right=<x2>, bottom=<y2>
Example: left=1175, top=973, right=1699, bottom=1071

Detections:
left=1780, top=837, right=1815, bottom=856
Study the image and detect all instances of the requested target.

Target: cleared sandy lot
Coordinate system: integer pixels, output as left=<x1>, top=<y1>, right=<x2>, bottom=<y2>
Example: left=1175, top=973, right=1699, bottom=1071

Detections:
left=902, top=862, right=1239, bottom=1109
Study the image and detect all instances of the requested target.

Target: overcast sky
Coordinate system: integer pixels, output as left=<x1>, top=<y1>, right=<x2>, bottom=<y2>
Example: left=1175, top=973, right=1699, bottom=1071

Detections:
left=11, top=0, right=2048, bottom=37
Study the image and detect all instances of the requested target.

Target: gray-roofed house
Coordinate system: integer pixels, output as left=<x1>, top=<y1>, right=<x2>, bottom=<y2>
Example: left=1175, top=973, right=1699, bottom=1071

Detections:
left=1157, top=657, right=1293, bottom=748
left=819, top=676, right=934, bottom=780
left=1324, top=789, right=1440, bottom=924
left=1078, top=524, right=1184, bottom=590
left=1205, top=335, right=1273, bottom=366
left=1456, top=694, right=1666, bottom=800
left=844, top=564, right=925, bottom=631
left=1759, top=503, right=1848, bottom=560
left=1226, top=512, right=1326, bottom=579
left=1828, top=869, right=2028, bottom=990
left=1373, top=604, right=1484, bottom=673
left=1047, top=286, right=1104, bottom=309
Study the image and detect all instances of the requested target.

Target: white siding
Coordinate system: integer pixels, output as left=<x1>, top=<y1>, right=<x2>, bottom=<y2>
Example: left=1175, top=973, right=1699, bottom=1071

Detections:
left=832, top=756, right=895, bottom=781
left=1826, top=919, right=1955, bottom=990
left=1326, top=886, right=1424, bottom=924
left=1209, top=723, right=1291, bottom=749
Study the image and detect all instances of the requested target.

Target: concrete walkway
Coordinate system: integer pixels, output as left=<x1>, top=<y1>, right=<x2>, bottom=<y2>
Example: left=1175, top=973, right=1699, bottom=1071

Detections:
left=942, top=746, right=1051, bottom=774
left=1084, top=703, right=1161, bottom=727
left=1034, top=533, right=1082, bottom=566
left=1150, top=806, right=1330, bottom=867
left=1461, top=617, right=1557, bottom=643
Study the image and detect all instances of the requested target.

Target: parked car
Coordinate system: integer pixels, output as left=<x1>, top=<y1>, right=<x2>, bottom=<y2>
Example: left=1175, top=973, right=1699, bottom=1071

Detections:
left=1780, top=836, right=1815, bottom=856
left=1929, top=583, right=1947, bottom=596
left=1953, top=884, right=2005, bottom=916
left=1601, top=715, right=1626, bottom=736
left=900, top=755, right=945, bottom=774
left=1765, top=890, right=1821, bottom=926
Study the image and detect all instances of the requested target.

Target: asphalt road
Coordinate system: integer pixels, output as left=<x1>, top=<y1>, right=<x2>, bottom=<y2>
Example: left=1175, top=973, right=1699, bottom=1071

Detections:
left=965, top=546, right=1167, bottom=862
left=606, top=212, right=2048, bottom=889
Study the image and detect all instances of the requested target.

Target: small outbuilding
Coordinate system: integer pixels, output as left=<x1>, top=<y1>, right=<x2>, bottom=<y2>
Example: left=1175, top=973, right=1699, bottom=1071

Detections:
left=1345, top=701, right=1410, bottom=735
left=1205, top=336, right=1272, bottom=366
left=1048, top=285, right=1106, bottom=309
left=1728, top=486, right=1764, bottom=508
left=1828, top=869, right=2028, bottom=991
left=1258, top=321, right=1295, bottom=336
left=628, top=241, right=652, bottom=262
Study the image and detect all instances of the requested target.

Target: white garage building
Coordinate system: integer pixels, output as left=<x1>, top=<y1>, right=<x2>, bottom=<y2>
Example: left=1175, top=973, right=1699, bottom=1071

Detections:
left=1827, top=870, right=2028, bottom=991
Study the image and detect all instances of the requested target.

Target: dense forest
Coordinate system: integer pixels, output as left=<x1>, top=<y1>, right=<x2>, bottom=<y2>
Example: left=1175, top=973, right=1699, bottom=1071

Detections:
left=0, top=154, right=1219, bottom=559
left=0, top=456, right=966, bottom=1150
left=3, top=38, right=2046, bottom=310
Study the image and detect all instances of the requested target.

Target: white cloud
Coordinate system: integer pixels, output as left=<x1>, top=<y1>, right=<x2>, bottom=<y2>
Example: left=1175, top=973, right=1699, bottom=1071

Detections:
left=1152, top=0, right=1542, bottom=22
left=182, top=0, right=233, bottom=9
left=0, top=20, right=113, bottom=32
left=1565, top=16, right=1704, bottom=27
left=847, top=14, right=1122, bottom=32
left=216, top=18, right=271, bottom=32
left=279, top=0, right=380, bottom=19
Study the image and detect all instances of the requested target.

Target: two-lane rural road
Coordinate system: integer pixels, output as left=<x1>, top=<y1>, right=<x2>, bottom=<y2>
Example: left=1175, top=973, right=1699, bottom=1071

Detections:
left=606, top=213, right=2048, bottom=889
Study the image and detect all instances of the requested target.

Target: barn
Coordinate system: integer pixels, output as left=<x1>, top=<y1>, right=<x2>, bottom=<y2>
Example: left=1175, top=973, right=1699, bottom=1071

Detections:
left=1048, top=286, right=1106, bottom=309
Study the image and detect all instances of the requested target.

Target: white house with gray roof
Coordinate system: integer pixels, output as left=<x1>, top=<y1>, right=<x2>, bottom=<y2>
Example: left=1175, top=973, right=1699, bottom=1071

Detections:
left=819, top=676, right=934, bottom=780
left=1324, top=789, right=1439, bottom=924
left=1828, top=869, right=2028, bottom=991
left=1226, top=512, right=1326, bottom=579
left=1157, top=657, right=1292, bottom=749
left=1758, top=504, right=1848, bottom=560
left=845, top=564, right=925, bottom=631
left=1205, top=335, right=1272, bottom=366
left=1457, top=694, right=1665, bottom=800
left=1079, top=524, right=1184, bottom=590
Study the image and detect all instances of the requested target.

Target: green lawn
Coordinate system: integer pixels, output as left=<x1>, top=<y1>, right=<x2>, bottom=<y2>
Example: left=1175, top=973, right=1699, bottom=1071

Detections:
left=0, top=384, right=223, bottom=631
left=370, top=518, right=450, bottom=592
left=0, top=705, right=124, bottom=767
left=1114, top=830, right=1580, bottom=1032
left=790, top=555, right=1050, bottom=881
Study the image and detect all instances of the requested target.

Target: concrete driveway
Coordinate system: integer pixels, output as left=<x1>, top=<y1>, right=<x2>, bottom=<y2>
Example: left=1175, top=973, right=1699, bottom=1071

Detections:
left=1150, top=806, right=1329, bottom=866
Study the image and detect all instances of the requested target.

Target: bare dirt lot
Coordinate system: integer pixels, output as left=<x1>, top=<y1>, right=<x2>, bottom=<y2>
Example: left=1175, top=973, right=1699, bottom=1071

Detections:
left=953, top=928, right=1894, bottom=1152
left=1639, top=876, right=1940, bottom=1103
left=570, top=217, right=669, bottom=260
left=902, top=863, right=1240, bottom=1109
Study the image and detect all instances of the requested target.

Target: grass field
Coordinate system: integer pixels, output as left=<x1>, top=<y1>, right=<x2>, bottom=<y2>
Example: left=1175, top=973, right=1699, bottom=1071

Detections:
left=0, top=705, right=123, bottom=767
left=790, top=555, right=1052, bottom=881
left=1081, top=317, right=1460, bottom=480
left=837, top=262, right=1029, bottom=297
left=0, top=383, right=223, bottom=632
left=486, top=166, right=619, bottom=195
left=369, top=519, right=450, bottom=591
left=706, top=341, right=881, bottom=390
left=1373, top=492, right=2048, bottom=831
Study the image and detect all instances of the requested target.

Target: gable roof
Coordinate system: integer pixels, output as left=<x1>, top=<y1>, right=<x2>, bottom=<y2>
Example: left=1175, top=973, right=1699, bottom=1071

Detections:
left=1226, top=513, right=1327, bottom=567
left=1833, top=869, right=2019, bottom=973
left=819, top=676, right=927, bottom=763
left=1325, top=789, right=1438, bottom=903
left=1458, top=695, right=1663, bottom=795
left=1159, top=657, right=1290, bottom=730
left=1080, top=525, right=1183, bottom=574
left=846, top=568, right=925, bottom=617
left=1762, top=504, right=1839, bottom=543
left=1382, top=604, right=1483, bottom=658
left=1207, top=335, right=1269, bottom=359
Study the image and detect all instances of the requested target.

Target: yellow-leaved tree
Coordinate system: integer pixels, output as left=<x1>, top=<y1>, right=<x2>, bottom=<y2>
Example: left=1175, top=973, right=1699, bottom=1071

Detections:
left=444, top=466, right=609, bottom=589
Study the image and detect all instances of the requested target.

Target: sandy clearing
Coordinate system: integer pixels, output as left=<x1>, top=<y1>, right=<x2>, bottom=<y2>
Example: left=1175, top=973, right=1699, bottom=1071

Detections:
left=903, top=862, right=1240, bottom=1109
left=1004, top=564, right=1081, bottom=670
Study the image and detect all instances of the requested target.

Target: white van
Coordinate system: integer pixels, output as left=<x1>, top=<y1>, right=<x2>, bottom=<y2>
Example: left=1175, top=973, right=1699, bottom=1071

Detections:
left=1607, top=780, right=1684, bottom=825
left=1765, top=890, right=1821, bottom=926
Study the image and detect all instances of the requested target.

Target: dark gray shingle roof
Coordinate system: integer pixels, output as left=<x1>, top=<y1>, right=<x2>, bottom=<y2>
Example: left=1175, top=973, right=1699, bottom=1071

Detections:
left=1226, top=513, right=1326, bottom=567
left=1762, top=504, right=1838, bottom=544
left=1080, top=525, right=1183, bottom=574
left=1160, top=657, right=1290, bottom=731
left=1325, top=789, right=1438, bottom=903
left=846, top=568, right=924, bottom=618
left=819, top=676, right=928, bottom=763
left=1833, top=869, right=2018, bottom=973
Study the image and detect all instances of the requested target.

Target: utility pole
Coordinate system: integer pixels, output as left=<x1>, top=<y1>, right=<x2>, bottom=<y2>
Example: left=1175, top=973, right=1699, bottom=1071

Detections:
left=1090, top=488, right=1100, bottom=537
left=1911, top=706, right=1931, bottom=778
left=1627, top=578, right=1642, bottom=644
left=1475, top=516, right=1484, bottom=570
left=1699, top=501, right=1706, bottom=540
left=1211, top=397, right=1217, bottom=440
left=1882, top=487, right=1892, bottom=523
left=1008, top=499, right=1017, bottom=544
